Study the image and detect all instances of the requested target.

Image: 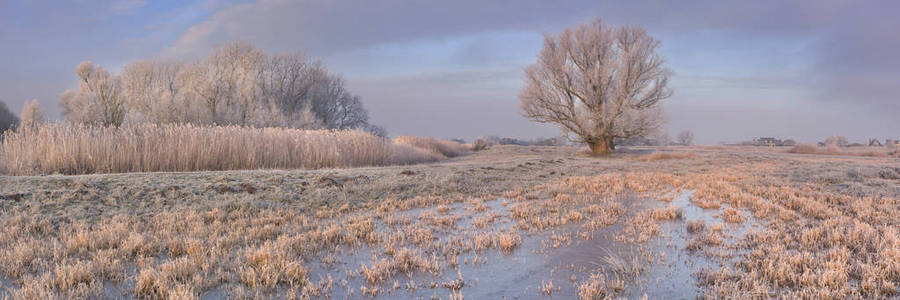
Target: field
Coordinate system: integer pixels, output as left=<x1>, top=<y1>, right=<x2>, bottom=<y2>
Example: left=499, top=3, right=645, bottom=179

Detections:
left=1, top=145, right=900, bottom=299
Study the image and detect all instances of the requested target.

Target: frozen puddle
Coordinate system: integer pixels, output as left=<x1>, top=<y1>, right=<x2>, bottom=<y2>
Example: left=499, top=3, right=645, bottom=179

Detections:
left=293, top=191, right=761, bottom=299
left=0, top=191, right=760, bottom=299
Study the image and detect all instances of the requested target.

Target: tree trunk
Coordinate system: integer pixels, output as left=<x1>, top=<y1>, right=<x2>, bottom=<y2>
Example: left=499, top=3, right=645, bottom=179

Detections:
left=588, top=137, right=613, bottom=156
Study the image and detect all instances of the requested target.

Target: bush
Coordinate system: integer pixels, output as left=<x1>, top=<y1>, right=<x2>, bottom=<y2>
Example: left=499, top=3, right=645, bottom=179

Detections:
left=390, top=144, right=446, bottom=164
left=393, top=136, right=470, bottom=158
left=787, top=144, right=820, bottom=154
left=472, top=139, right=489, bottom=151
left=0, top=124, right=445, bottom=175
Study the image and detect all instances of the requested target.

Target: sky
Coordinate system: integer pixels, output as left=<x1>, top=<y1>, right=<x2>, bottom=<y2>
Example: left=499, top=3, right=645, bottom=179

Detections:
left=1, top=0, right=898, bottom=144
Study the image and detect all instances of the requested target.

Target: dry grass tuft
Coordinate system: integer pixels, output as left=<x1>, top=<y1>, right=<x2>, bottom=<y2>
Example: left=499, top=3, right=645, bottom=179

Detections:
left=787, top=144, right=888, bottom=157
left=359, top=248, right=439, bottom=284
left=787, top=143, right=822, bottom=154
left=633, top=151, right=694, bottom=162
left=650, top=206, right=680, bottom=220
left=494, top=232, right=522, bottom=253
left=719, top=208, right=745, bottom=223
left=686, top=220, right=706, bottom=234
left=686, top=231, right=722, bottom=252
left=540, top=280, right=557, bottom=295
left=577, top=272, right=624, bottom=299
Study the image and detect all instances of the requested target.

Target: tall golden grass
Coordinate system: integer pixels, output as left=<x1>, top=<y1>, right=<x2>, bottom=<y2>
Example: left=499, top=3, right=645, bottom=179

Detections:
left=0, top=124, right=465, bottom=175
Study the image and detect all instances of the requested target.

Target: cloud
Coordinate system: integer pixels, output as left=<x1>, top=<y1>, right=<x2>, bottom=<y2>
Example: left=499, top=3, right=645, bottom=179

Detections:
left=163, top=0, right=607, bottom=58
left=109, top=0, right=148, bottom=15
left=809, top=2, right=900, bottom=111
left=163, top=0, right=872, bottom=57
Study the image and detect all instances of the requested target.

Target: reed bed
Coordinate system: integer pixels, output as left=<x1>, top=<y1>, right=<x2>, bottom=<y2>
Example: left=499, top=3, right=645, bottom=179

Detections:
left=0, top=124, right=459, bottom=175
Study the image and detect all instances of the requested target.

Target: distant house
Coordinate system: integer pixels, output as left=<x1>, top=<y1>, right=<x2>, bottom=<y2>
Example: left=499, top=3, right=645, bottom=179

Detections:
left=753, top=137, right=782, bottom=147
left=869, top=139, right=883, bottom=147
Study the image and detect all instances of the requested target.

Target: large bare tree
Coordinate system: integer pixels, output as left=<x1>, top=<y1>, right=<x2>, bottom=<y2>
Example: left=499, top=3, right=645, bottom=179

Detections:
left=519, top=19, right=672, bottom=156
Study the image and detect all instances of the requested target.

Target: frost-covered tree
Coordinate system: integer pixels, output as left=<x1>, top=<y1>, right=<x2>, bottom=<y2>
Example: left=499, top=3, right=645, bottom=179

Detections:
left=0, top=99, right=19, bottom=134
left=677, top=130, right=694, bottom=146
left=519, top=19, right=672, bottom=156
left=311, top=74, right=370, bottom=130
left=19, top=99, right=46, bottom=130
left=824, top=136, right=849, bottom=147
left=61, top=41, right=381, bottom=133
left=254, top=52, right=325, bottom=128
left=180, top=42, right=264, bottom=125
left=60, top=62, right=126, bottom=127
left=121, top=60, right=195, bottom=123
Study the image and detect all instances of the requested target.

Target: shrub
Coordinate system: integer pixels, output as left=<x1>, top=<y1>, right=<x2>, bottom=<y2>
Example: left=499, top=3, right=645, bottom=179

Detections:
left=472, top=139, right=489, bottom=151
left=393, top=136, right=470, bottom=158
left=787, top=143, right=887, bottom=157
left=390, top=144, right=446, bottom=165
left=824, top=136, right=849, bottom=147
left=787, top=144, right=819, bottom=155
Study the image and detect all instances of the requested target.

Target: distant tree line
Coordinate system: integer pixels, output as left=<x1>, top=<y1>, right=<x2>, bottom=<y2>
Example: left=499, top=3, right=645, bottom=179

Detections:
left=59, top=41, right=384, bottom=135
left=472, top=136, right=568, bottom=147
left=0, top=100, right=18, bottom=135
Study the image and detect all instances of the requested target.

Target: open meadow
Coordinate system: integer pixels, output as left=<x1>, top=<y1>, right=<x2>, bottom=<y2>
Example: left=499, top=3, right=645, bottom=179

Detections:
left=2, top=3, right=899, bottom=299
left=2, top=144, right=899, bottom=299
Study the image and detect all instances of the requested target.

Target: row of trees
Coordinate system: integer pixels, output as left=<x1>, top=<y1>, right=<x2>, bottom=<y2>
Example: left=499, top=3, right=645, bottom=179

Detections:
left=0, top=99, right=46, bottom=135
left=59, top=42, right=384, bottom=135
